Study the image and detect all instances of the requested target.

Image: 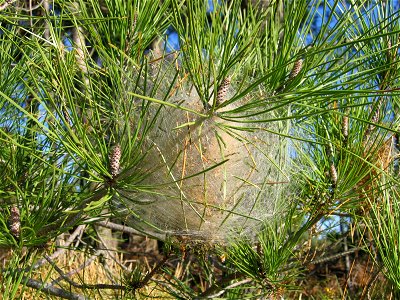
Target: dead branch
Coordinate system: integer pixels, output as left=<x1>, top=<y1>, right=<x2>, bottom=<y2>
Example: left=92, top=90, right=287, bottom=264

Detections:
left=18, top=0, right=45, bottom=12
left=130, top=255, right=169, bottom=290
left=199, top=273, right=245, bottom=298
left=0, top=0, right=17, bottom=11
left=46, top=253, right=98, bottom=287
left=96, top=220, right=166, bottom=240
left=204, top=278, right=253, bottom=299
left=32, top=225, right=86, bottom=270
left=22, top=275, right=87, bottom=300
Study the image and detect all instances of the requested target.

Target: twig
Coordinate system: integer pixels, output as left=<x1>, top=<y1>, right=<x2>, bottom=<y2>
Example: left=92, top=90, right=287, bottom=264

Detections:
left=199, top=273, right=245, bottom=298
left=47, top=253, right=98, bottom=287
left=38, top=255, right=126, bottom=291
left=45, top=255, right=82, bottom=287
left=96, top=220, right=166, bottom=240
left=74, top=225, right=85, bottom=248
left=307, top=246, right=363, bottom=265
left=148, top=50, right=178, bottom=64
left=131, top=255, right=169, bottom=290
left=367, top=270, right=380, bottom=300
left=0, top=0, right=45, bottom=11
left=0, top=0, right=17, bottom=11
left=22, top=275, right=87, bottom=300
left=32, top=225, right=86, bottom=270
left=340, top=219, right=352, bottom=292
left=203, top=278, right=253, bottom=299
left=73, top=283, right=126, bottom=290
left=37, top=189, right=107, bottom=237
left=2, top=227, right=89, bottom=299
left=43, top=0, right=50, bottom=39
left=18, top=0, right=45, bottom=12
left=95, top=228, right=130, bottom=283
left=360, top=267, right=381, bottom=300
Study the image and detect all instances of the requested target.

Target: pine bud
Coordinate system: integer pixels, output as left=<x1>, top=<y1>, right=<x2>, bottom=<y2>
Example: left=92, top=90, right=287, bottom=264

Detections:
left=330, top=163, right=338, bottom=186
left=133, top=12, right=137, bottom=29
left=371, top=107, right=380, bottom=124
left=342, top=115, right=349, bottom=139
left=387, top=38, right=392, bottom=61
left=325, top=144, right=333, bottom=158
left=9, top=205, right=20, bottom=238
left=125, top=13, right=138, bottom=53
left=109, top=144, right=121, bottom=178
left=289, top=59, right=303, bottom=79
left=216, top=76, right=231, bottom=105
left=62, top=108, right=71, bottom=125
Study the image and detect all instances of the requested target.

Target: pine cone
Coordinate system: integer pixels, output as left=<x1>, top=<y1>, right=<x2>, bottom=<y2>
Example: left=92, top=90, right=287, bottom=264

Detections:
left=9, top=205, right=20, bottom=238
left=216, top=76, right=231, bottom=105
left=109, top=144, right=122, bottom=178
left=289, top=59, right=303, bottom=79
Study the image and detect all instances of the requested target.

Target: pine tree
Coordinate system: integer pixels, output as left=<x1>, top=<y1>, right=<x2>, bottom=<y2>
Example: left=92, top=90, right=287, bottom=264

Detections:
left=0, top=0, right=399, bottom=299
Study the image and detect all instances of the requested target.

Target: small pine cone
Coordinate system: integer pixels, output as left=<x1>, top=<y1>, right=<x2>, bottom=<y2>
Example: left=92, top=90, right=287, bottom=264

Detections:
left=386, top=39, right=393, bottom=62
left=216, top=76, right=231, bottom=105
left=342, top=115, right=349, bottom=139
left=330, top=163, right=338, bottom=186
left=125, top=13, right=138, bottom=53
left=9, top=205, right=20, bottom=238
left=365, top=104, right=380, bottom=137
left=325, top=144, right=333, bottom=158
left=289, top=59, right=303, bottom=79
left=133, top=12, right=137, bottom=29
left=371, top=107, right=380, bottom=124
left=62, top=108, right=71, bottom=125
left=395, top=133, right=400, bottom=151
left=109, top=144, right=121, bottom=178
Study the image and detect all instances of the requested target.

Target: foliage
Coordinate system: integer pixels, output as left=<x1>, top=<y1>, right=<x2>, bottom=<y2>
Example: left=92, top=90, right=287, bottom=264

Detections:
left=0, top=0, right=399, bottom=299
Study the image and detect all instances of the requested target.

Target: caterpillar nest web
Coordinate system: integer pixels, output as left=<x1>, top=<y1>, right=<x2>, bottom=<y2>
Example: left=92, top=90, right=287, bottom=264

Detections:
left=116, top=85, right=285, bottom=242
